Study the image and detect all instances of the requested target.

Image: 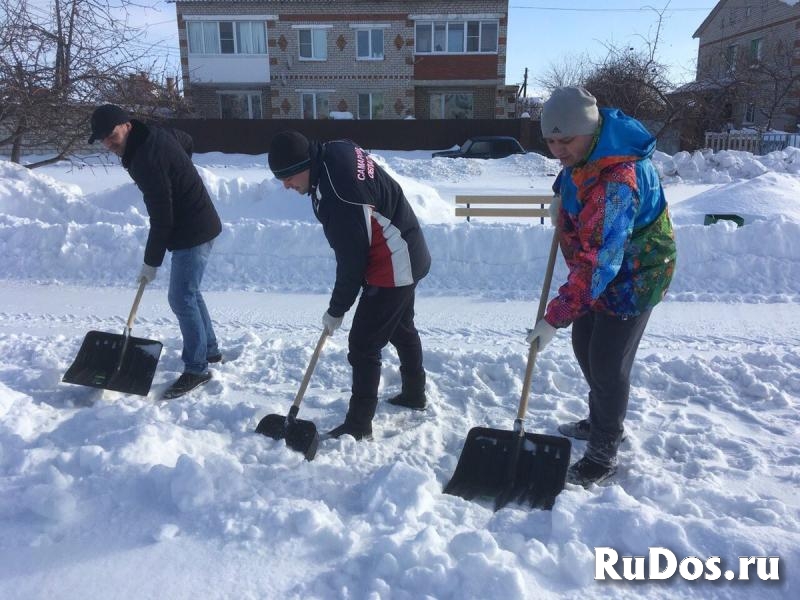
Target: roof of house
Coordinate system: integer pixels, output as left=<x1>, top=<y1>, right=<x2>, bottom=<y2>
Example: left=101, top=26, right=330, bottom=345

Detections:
left=693, top=0, right=726, bottom=39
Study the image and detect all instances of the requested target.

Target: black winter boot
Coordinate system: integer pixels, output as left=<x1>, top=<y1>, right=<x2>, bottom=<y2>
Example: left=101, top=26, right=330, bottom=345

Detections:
left=327, top=395, right=377, bottom=440
left=566, top=456, right=617, bottom=487
left=558, top=418, right=627, bottom=442
left=326, top=421, right=373, bottom=441
left=387, top=370, right=427, bottom=411
left=162, top=371, right=212, bottom=399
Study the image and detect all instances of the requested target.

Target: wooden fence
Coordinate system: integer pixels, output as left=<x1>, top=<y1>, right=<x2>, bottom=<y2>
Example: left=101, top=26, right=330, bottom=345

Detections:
left=704, top=131, right=761, bottom=153
left=704, top=131, right=800, bottom=154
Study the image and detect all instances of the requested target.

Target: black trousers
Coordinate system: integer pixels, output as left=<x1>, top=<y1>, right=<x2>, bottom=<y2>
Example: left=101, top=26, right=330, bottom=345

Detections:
left=571, top=309, right=652, bottom=466
left=344, top=284, right=424, bottom=430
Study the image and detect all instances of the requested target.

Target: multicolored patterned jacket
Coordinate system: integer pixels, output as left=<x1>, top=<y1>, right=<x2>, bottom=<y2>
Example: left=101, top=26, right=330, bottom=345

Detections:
left=545, top=108, right=676, bottom=327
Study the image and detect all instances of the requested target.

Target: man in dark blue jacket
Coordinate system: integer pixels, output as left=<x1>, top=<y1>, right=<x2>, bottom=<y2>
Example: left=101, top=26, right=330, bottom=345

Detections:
left=88, top=104, right=223, bottom=399
left=268, top=130, right=431, bottom=440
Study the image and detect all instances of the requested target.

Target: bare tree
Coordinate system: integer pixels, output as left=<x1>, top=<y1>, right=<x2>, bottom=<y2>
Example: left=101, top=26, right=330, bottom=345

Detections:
left=584, top=47, right=671, bottom=120
left=734, top=37, right=800, bottom=131
left=533, top=4, right=683, bottom=141
left=670, top=30, right=800, bottom=149
left=535, top=52, right=593, bottom=92
left=0, top=0, right=180, bottom=167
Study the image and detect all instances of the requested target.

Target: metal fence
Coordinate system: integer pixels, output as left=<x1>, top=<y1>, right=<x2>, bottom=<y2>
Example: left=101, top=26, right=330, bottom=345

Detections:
left=163, top=118, right=550, bottom=155
left=0, top=118, right=550, bottom=158
left=761, top=132, right=800, bottom=153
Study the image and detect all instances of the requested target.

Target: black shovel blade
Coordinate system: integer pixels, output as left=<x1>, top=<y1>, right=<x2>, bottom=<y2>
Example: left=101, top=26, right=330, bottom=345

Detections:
left=256, top=413, right=319, bottom=461
left=444, top=426, right=571, bottom=511
left=62, top=330, right=162, bottom=397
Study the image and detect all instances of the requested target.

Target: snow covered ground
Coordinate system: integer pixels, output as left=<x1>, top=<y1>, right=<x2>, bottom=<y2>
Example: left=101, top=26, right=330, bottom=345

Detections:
left=0, top=146, right=798, bottom=599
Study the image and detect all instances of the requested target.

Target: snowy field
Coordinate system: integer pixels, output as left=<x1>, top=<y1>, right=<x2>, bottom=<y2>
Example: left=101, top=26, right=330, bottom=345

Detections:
left=0, top=146, right=798, bottom=599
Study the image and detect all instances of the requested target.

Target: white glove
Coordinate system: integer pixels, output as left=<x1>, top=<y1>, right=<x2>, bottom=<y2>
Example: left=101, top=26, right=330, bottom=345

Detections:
left=526, top=319, right=557, bottom=350
left=549, top=194, right=561, bottom=226
left=322, top=311, right=343, bottom=335
left=138, top=264, right=158, bottom=284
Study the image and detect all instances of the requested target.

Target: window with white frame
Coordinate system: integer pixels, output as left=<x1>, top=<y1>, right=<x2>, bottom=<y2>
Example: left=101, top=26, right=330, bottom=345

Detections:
left=750, top=38, right=762, bottom=62
left=726, top=44, right=738, bottom=72
left=415, top=20, right=498, bottom=54
left=744, top=103, right=756, bottom=124
left=187, top=21, right=266, bottom=55
left=219, top=92, right=262, bottom=119
left=298, top=28, right=327, bottom=60
left=301, top=92, right=330, bottom=119
left=357, top=29, right=384, bottom=59
left=430, top=93, right=473, bottom=119
left=358, top=92, right=384, bottom=119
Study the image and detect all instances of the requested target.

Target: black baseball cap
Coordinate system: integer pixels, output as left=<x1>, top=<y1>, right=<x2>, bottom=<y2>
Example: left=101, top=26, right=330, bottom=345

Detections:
left=88, top=104, right=131, bottom=143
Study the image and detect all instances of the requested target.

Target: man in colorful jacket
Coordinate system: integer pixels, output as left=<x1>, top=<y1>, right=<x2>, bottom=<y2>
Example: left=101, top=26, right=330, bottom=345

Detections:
left=268, top=130, right=431, bottom=440
left=526, top=87, right=676, bottom=486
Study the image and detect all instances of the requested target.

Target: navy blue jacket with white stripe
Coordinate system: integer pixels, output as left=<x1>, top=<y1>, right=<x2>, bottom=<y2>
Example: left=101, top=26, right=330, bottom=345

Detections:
left=307, top=139, right=431, bottom=318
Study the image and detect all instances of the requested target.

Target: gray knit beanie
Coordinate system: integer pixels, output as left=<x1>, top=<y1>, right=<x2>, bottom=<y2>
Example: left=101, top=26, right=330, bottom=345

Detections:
left=541, top=87, right=600, bottom=137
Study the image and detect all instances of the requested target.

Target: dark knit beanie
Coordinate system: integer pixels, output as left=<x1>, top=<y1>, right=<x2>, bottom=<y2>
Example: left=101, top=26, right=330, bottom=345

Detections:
left=268, top=130, right=311, bottom=179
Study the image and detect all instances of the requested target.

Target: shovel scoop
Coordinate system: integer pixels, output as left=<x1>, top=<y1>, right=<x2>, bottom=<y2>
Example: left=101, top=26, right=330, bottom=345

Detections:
left=444, top=226, right=571, bottom=510
left=255, top=330, right=327, bottom=461
left=444, top=423, right=571, bottom=510
left=62, top=280, right=162, bottom=397
left=256, top=405, right=319, bottom=461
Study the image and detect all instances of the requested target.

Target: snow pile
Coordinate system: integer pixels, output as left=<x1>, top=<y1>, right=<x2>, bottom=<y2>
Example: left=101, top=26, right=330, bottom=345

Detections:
left=655, top=146, right=800, bottom=182
left=0, top=148, right=797, bottom=599
left=1, top=150, right=799, bottom=301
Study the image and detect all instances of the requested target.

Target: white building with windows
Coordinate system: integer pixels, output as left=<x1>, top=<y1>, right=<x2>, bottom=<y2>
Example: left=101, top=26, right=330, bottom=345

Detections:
left=173, top=0, right=512, bottom=120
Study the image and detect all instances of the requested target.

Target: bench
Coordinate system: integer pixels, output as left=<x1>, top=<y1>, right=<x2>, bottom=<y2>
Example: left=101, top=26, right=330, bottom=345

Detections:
left=454, top=195, right=553, bottom=223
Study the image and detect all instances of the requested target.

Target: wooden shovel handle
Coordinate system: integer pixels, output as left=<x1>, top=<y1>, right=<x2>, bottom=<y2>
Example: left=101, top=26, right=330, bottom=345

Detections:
left=125, top=279, right=148, bottom=333
left=516, top=226, right=560, bottom=421
left=292, top=329, right=329, bottom=409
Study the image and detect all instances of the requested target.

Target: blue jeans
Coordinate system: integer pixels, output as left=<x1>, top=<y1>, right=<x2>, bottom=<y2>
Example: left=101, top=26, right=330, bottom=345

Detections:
left=168, top=241, right=219, bottom=375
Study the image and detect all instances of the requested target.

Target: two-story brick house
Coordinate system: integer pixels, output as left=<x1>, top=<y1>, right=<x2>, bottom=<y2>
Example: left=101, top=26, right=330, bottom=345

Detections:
left=173, top=0, right=511, bottom=120
left=692, top=0, right=800, bottom=131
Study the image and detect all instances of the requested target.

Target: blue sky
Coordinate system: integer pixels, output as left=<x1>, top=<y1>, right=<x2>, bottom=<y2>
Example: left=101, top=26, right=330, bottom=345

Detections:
left=506, top=2, right=718, bottom=95
left=129, top=1, right=717, bottom=95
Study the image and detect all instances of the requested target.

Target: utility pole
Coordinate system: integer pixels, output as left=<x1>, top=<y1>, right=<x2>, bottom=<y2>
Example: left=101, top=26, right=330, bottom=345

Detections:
left=516, top=68, right=529, bottom=117
left=519, top=68, right=528, bottom=99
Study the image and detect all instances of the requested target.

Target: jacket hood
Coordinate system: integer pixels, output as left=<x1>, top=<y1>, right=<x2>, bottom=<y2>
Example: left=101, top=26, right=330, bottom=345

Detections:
left=588, top=108, right=656, bottom=164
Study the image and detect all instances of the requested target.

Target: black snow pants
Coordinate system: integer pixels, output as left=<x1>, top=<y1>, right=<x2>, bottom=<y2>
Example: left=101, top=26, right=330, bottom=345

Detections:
left=344, top=283, right=424, bottom=431
left=571, top=309, right=652, bottom=467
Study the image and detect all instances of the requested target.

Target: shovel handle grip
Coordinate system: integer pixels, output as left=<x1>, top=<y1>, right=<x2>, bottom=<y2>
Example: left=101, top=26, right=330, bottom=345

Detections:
left=292, top=329, right=329, bottom=409
left=517, top=225, right=560, bottom=420
left=126, top=279, right=148, bottom=332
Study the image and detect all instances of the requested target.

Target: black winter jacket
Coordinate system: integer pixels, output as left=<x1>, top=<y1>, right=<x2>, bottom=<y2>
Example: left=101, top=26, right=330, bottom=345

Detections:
left=122, top=120, right=221, bottom=267
left=307, top=139, right=431, bottom=318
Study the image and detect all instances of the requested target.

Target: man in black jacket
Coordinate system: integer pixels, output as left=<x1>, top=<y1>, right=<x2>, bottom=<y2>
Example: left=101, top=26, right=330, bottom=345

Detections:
left=268, top=130, right=431, bottom=440
left=88, top=104, right=223, bottom=399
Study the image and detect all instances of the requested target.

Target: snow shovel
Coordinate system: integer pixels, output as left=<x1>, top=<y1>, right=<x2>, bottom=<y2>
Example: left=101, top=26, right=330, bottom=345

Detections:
left=444, top=228, right=571, bottom=511
left=62, top=279, right=163, bottom=397
left=255, top=329, right=327, bottom=461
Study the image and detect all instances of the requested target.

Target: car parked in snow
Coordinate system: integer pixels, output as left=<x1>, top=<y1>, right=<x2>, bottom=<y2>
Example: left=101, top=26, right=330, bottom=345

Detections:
left=431, top=136, right=527, bottom=159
